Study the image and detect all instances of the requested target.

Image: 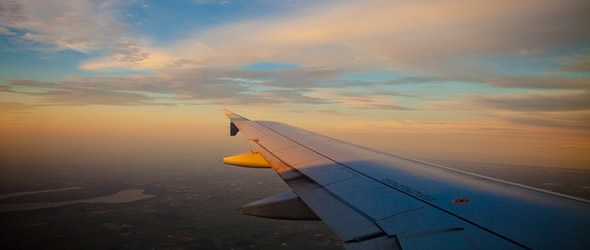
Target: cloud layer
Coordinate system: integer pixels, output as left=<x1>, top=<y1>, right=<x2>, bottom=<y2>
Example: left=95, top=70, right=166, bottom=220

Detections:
left=1, top=0, right=589, bottom=133
left=70, top=0, right=590, bottom=74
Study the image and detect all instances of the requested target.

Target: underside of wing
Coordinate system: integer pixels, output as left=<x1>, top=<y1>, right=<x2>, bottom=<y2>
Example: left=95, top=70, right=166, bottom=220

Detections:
left=220, top=109, right=590, bottom=250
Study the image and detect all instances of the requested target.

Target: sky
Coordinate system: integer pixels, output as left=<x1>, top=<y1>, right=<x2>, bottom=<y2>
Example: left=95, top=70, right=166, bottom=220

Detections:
left=0, top=0, right=589, bottom=169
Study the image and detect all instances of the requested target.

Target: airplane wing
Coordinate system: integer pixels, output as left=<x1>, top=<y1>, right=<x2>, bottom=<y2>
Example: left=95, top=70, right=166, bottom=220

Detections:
left=220, top=109, right=590, bottom=250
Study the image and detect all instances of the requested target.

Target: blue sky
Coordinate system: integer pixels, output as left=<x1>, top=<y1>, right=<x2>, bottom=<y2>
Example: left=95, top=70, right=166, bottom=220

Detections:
left=122, top=0, right=306, bottom=45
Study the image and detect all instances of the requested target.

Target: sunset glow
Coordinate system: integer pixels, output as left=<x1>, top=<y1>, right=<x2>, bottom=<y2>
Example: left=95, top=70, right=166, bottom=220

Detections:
left=1, top=0, right=589, bottom=169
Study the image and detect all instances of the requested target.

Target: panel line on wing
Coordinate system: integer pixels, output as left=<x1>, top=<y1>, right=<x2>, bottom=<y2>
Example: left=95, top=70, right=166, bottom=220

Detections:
left=256, top=121, right=531, bottom=250
left=298, top=128, right=590, bottom=205
left=224, top=114, right=590, bottom=249
left=252, top=139, right=379, bottom=225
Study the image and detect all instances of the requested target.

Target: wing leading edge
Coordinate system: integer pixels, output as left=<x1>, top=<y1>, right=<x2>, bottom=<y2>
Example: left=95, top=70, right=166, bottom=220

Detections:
left=220, top=109, right=590, bottom=250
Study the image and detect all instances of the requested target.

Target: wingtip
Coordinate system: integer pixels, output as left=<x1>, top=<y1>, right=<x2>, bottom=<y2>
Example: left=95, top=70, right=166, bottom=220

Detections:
left=221, top=109, right=249, bottom=121
left=221, top=108, right=232, bottom=116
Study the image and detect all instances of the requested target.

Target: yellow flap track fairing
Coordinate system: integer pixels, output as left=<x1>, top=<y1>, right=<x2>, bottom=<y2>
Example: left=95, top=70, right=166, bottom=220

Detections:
left=223, top=152, right=271, bottom=168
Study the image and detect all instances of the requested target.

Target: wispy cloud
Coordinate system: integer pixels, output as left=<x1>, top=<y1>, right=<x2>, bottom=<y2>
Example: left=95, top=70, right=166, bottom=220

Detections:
left=307, top=90, right=412, bottom=110
left=471, top=91, right=590, bottom=112
left=427, top=91, right=590, bottom=131
left=4, top=78, right=158, bottom=106
left=366, top=74, right=590, bottom=90
left=0, top=67, right=341, bottom=106
left=192, top=0, right=230, bottom=5
left=0, top=26, right=15, bottom=35
left=495, top=112, right=590, bottom=130
left=483, top=76, right=590, bottom=90
left=559, top=49, right=590, bottom=73
left=0, top=0, right=131, bottom=53
left=0, top=101, right=37, bottom=112
left=45, top=0, right=583, bottom=74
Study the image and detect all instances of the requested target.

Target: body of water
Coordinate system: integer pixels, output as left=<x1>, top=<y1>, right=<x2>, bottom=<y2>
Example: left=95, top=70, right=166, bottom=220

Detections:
left=0, top=187, right=82, bottom=200
left=0, top=189, right=156, bottom=213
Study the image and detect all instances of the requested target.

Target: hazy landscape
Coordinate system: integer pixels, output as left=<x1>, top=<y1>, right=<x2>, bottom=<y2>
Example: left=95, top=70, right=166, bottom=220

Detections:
left=0, top=126, right=347, bottom=249
left=0, top=159, right=342, bottom=249
left=1, top=132, right=588, bottom=249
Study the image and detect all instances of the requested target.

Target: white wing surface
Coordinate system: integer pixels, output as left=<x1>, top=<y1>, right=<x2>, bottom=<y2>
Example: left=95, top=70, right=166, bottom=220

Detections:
left=221, top=109, right=590, bottom=250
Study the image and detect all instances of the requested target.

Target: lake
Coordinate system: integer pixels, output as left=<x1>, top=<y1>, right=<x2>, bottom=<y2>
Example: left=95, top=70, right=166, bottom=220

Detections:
left=0, top=189, right=156, bottom=213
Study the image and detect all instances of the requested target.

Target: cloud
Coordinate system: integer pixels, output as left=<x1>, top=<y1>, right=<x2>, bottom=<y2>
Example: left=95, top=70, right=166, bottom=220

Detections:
left=371, top=73, right=590, bottom=90
left=198, top=88, right=331, bottom=106
left=5, top=0, right=588, bottom=89
left=0, top=66, right=347, bottom=106
left=559, top=49, right=590, bottom=73
left=50, top=0, right=586, bottom=74
left=3, top=78, right=159, bottom=106
left=326, top=119, right=521, bottom=135
left=0, top=0, right=131, bottom=53
left=0, top=64, right=418, bottom=109
left=483, top=75, right=590, bottom=90
left=431, top=90, right=590, bottom=130
left=0, top=102, right=37, bottom=112
left=167, top=0, right=589, bottom=69
left=2, top=0, right=589, bottom=119
left=0, top=26, right=15, bottom=35
left=158, top=66, right=357, bottom=89
left=496, top=112, right=590, bottom=130
left=192, top=0, right=230, bottom=5
left=10, top=66, right=586, bottom=112
left=0, top=0, right=156, bottom=70
left=518, top=49, right=544, bottom=56
left=0, top=0, right=24, bottom=22
left=307, top=90, right=412, bottom=110
left=471, top=91, right=590, bottom=112
left=253, top=89, right=330, bottom=104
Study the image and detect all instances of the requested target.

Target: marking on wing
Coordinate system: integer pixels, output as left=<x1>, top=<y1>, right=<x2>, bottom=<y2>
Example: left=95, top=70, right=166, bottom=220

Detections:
left=382, top=178, right=437, bottom=202
left=324, top=177, right=425, bottom=221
